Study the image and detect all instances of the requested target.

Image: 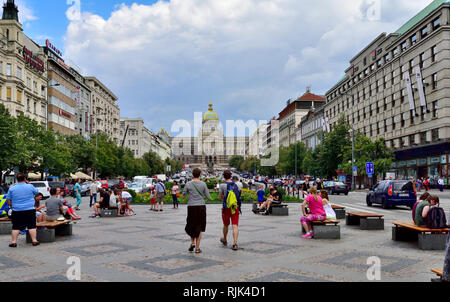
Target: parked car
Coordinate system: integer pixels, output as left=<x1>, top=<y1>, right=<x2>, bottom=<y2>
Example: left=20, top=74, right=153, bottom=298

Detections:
left=324, top=181, right=349, bottom=195
left=108, top=179, right=119, bottom=189
left=48, top=181, right=69, bottom=196
left=100, top=180, right=109, bottom=189
left=30, top=181, right=51, bottom=199
left=128, top=183, right=145, bottom=194
left=273, top=179, right=283, bottom=186
left=366, top=180, right=416, bottom=209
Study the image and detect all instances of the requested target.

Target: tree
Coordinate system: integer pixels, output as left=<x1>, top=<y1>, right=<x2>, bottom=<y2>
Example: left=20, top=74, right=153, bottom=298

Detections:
left=143, top=151, right=165, bottom=176
left=0, top=104, right=17, bottom=174
left=229, top=155, right=245, bottom=170
left=277, top=142, right=307, bottom=176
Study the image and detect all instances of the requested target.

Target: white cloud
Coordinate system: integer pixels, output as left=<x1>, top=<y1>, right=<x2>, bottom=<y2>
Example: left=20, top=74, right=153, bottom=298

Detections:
left=63, top=0, right=435, bottom=132
left=16, top=0, right=37, bottom=23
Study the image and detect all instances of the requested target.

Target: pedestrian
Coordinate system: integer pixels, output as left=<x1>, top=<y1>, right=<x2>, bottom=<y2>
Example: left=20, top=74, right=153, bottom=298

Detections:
left=424, top=178, right=430, bottom=191
left=316, top=178, right=324, bottom=190
left=155, top=180, right=166, bottom=212
left=183, top=168, right=210, bottom=254
left=438, top=177, right=445, bottom=192
left=91, top=189, right=110, bottom=218
left=219, top=170, right=242, bottom=251
left=89, top=181, right=98, bottom=208
left=172, top=181, right=180, bottom=209
left=301, top=179, right=310, bottom=198
left=74, top=179, right=82, bottom=210
left=5, top=173, right=40, bottom=247
left=45, top=188, right=64, bottom=222
left=232, top=176, right=243, bottom=191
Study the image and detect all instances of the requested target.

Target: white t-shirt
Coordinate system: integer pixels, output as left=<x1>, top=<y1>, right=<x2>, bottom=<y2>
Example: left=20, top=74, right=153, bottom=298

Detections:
left=109, top=195, right=118, bottom=207
left=323, top=201, right=336, bottom=219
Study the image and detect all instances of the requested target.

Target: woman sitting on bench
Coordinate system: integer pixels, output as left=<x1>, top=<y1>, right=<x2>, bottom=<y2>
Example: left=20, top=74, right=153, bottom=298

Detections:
left=91, top=189, right=110, bottom=218
left=320, top=190, right=336, bottom=220
left=257, top=187, right=282, bottom=215
left=301, top=187, right=326, bottom=239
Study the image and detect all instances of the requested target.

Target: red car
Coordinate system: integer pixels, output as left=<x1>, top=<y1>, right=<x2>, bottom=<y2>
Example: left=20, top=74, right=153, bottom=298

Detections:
left=100, top=180, right=109, bottom=189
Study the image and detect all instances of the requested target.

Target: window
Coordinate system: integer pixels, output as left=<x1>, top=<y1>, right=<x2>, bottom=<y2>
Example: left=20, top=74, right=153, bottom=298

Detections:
left=433, top=101, right=438, bottom=118
left=431, top=45, right=437, bottom=62
left=377, top=59, right=382, bottom=68
left=401, top=89, right=405, bottom=103
left=384, top=75, right=388, bottom=89
left=392, top=94, right=396, bottom=108
left=6, top=64, right=11, bottom=76
left=391, top=71, right=396, bottom=85
left=432, top=73, right=438, bottom=89
left=384, top=53, right=390, bottom=63
left=420, top=132, right=427, bottom=144
left=384, top=98, right=387, bottom=111
left=401, top=41, right=407, bottom=51
left=409, top=59, right=414, bottom=75
left=392, top=117, right=396, bottom=130
left=432, top=129, right=439, bottom=142
left=401, top=113, right=405, bottom=127
left=433, top=17, right=441, bottom=30
left=384, top=120, right=388, bottom=132
left=393, top=48, right=399, bottom=58
left=421, top=26, right=428, bottom=38
left=411, top=34, right=417, bottom=46
left=17, top=90, right=22, bottom=102
left=27, top=77, right=30, bottom=88
left=410, top=111, right=414, bottom=125
left=371, top=64, right=375, bottom=71
left=17, top=67, right=21, bottom=79
left=6, top=87, right=11, bottom=101
left=419, top=52, right=425, bottom=69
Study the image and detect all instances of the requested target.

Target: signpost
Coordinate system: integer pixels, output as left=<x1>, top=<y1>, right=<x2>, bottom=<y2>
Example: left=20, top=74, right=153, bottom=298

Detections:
left=353, top=166, right=358, bottom=177
left=366, top=162, right=374, bottom=178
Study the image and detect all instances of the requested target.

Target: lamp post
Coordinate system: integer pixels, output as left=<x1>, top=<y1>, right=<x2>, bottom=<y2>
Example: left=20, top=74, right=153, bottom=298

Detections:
left=93, top=111, right=108, bottom=180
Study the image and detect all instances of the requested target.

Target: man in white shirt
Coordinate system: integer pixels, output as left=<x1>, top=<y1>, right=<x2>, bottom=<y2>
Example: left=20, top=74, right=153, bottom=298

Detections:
left=438, top=177, right=445, bottom=192
left=90, top=181, right=98, bottom=208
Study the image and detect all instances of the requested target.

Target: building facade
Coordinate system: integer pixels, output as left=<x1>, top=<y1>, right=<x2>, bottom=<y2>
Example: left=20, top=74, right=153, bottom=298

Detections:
left=300, top=104, right=327, bottom=150
left=249, top=123, right=268, bottom=158
left=0, top=0, right=47, bottom=125
left=85, top=77, right=120, bottom=145
left=69, top=67, right=91, bottom=138
left=172, top=102, right=249, bottom=168
left=278, top=89, right=326, bottom=147
left=325, top=0, right=450, bottom=183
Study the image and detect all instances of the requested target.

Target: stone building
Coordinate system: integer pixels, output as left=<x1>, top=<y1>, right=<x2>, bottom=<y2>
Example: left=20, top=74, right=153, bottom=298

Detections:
left=325, top=0, right=450, bottom=182
left=0, top=0, right=47, bottom=126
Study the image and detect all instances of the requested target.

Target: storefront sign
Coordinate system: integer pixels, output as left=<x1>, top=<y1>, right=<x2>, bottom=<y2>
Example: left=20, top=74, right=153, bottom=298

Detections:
left=418, top=158, right=427, bottom=166
left=59, top=109, right=71, bottom=119
left=441, top=155, right=447, bottom=164
left=46, top=39, right=63, bottom=57
left=58, top=58, right=70, bottom=70
left=23, top=46, right=45, bottom=72
left=398, top=161, right=407, bottom=167
left=407, top=160, right=417, bottom=167
left=430, top=157, right=440, bottom=164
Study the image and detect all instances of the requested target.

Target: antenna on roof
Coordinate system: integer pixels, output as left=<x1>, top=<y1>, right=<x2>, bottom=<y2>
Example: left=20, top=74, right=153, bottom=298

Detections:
left=306, top=86, right=311, bottom=93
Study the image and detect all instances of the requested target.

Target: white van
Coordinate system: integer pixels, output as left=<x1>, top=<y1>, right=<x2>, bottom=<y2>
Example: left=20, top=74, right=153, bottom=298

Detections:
left=29, top=181, right=51, bottom=199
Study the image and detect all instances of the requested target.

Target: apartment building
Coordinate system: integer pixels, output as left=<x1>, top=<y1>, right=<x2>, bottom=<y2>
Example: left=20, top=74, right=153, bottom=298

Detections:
left=325, top=0, right=450, bottom=182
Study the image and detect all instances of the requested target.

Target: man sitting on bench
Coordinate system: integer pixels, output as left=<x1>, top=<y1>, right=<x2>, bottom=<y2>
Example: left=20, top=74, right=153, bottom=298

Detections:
left=257, top=187, right=282, bottom=215
left=45, top=188, right=64, bottom=222
left=91, top=189, right=110, bottom=218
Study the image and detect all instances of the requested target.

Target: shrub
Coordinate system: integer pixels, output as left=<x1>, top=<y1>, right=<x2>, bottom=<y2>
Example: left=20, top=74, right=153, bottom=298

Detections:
left=126, top=189, right=137, bottom=200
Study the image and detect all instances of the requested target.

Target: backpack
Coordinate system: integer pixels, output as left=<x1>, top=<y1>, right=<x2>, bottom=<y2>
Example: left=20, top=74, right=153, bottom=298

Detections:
left=426, top=206, right=448, bottom=229
left=224, top=182, right=241, bottom=214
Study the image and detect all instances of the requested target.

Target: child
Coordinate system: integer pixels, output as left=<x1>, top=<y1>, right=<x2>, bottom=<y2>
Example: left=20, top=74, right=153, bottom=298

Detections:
left=320, top=190, right=336, bottom=220
left=149, top=186, right=156, bottom=211
left=59, top=189, right=81, bottom=220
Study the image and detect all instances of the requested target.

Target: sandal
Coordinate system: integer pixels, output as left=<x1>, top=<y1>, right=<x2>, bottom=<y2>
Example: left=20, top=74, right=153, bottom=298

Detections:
left=232, top=245, right=239, bottom=251
left=9, top=243, right=17, bottom=248
left=32, top=242, right=40, bottom=247
left=188, top=244, right=195, bottom=252
left=195, top=249, right=202, bottom=254
left=220, top=238, right=228, bottom=246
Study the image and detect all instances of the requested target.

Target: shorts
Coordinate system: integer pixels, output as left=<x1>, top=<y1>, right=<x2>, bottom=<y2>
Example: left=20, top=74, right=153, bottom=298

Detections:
left=222, top=208, right=240, bottom=227
left=156, top=193, right=165, bottom=203
left=12, top=210, right=37, bottom=231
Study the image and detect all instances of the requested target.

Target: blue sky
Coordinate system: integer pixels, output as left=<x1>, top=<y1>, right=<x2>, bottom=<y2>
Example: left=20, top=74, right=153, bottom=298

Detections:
left=16, top=0, right=437, bottom=136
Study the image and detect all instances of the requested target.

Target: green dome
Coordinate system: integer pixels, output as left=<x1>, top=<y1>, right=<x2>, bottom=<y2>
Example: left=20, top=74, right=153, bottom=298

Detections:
left=203, top=102, right=219, bottom=121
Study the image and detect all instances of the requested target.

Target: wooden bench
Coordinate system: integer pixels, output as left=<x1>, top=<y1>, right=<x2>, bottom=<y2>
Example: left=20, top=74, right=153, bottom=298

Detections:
left=431, top=269, right=445, bottom=282
left=302, top=219, right=340, bottom=239
left=346, top=212, right=384, bottom=230
left=270, top=204, right=289, bottom=216
left=392, top=222, right=449, bottom=250
left=331, top=204, right=346, bottom=220
left=0, top=218, right=12, bottom=235
left=99, top=207, right=119, bottom=217
left=27, top=220, right=73, bottom=243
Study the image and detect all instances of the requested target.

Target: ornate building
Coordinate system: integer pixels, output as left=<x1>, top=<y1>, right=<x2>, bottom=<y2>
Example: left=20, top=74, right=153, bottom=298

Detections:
left=172, top=102, right=249, bottom=169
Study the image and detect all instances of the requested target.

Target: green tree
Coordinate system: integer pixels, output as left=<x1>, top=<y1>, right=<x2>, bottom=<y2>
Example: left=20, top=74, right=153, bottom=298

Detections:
left=0, top=104, right=17, bottom=174
left=228, top=155, right=245, bottom=170
left=143, top=151, right=165, bottom=176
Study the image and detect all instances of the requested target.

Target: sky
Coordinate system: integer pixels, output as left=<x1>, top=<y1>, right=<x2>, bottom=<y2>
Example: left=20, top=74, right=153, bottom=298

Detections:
left=17, top=0, right=436, bottom=136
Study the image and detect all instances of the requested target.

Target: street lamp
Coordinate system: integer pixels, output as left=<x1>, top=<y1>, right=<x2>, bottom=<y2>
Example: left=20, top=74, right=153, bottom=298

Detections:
left=92, top=112, right=108, bottom=180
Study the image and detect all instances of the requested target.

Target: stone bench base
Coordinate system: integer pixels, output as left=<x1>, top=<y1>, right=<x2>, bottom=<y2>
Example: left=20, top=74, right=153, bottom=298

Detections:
left=334, top=209, right=346, bottom=220
left=392, top=226, right=447, bottom=250
left=0, top=221, right=12, bottom=235
left=27, top=228, right=55, bottom=243
left=55, top=224, right=73, bottom=236
left=271, top=206, right=289, bottom=216
left=418, top=233, right=447, bottom=250
left=302, top=224, right=340, bottom=239
left=99, top=208, right=119, bottom=217
left=360, top=218, right=384, bottom=230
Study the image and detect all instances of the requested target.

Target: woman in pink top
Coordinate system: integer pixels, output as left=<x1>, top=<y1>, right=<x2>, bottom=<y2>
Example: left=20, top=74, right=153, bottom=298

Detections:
left=301, top=186, right=326, bottom=238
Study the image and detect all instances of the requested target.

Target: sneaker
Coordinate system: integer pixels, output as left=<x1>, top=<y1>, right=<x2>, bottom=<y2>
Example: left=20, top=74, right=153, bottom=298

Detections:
left=302, top=232, right=313, bottom=239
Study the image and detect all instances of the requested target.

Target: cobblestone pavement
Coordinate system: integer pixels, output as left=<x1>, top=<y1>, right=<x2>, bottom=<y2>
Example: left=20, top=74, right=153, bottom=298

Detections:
left=0, top=193, right=447, bottom=282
